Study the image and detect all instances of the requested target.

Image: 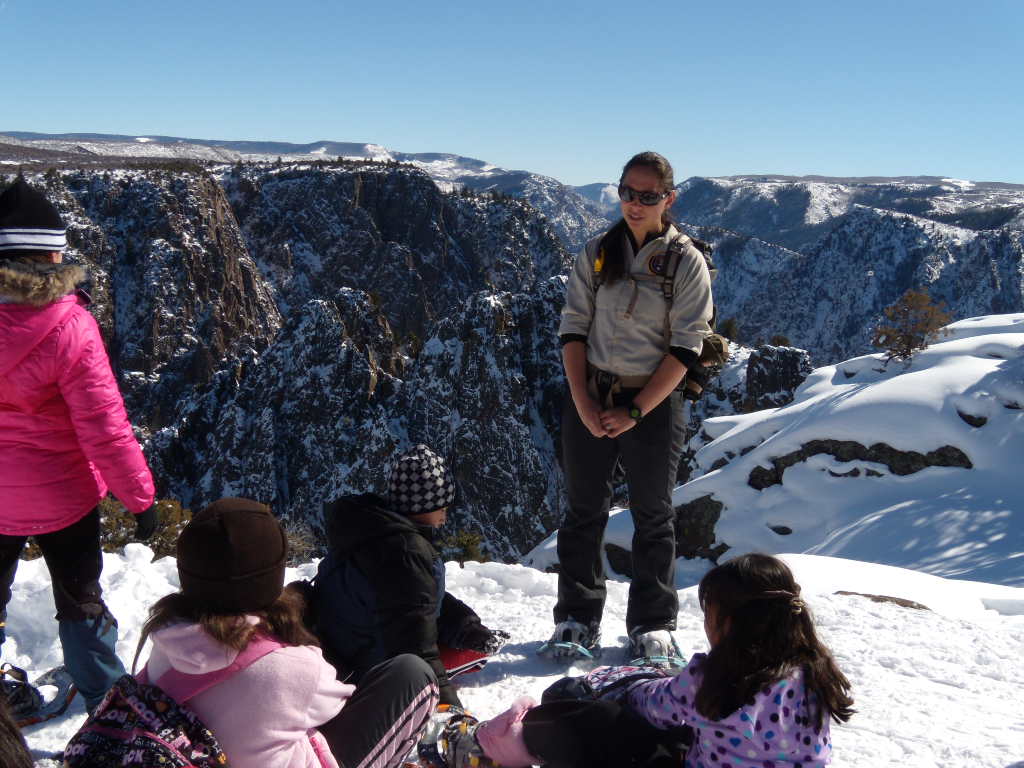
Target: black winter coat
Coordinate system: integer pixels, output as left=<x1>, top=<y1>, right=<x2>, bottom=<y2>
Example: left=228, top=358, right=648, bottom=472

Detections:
left=312, top=494, right=480, bottom=706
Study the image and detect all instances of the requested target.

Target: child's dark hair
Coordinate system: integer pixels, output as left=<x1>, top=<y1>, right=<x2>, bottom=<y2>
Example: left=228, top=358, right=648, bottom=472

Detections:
left=695, top=553, right=854, bottom=726
left=600, top=150, right=677, bottom=285
left=0, top=695, right=33, bottom=768
left=132, top=587, right=319, bottom=672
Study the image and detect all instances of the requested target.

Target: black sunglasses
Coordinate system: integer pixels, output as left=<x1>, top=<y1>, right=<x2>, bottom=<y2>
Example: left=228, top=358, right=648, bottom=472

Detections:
left=618, top=184, right=670, bottom=206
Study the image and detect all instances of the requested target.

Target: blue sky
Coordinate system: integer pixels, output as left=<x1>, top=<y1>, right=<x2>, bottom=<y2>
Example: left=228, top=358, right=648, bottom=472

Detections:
left=3, top=0, right=1022, bottom=186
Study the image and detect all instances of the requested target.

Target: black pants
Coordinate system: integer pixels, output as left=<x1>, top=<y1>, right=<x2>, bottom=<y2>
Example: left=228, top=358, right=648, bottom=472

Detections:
left=319, top=654, right=439, bottom=768
left=522, top=699, right=690, bottom=768
left=556, top=389, right=685, bottom=632
left=0, top=509, right=109, bottom=623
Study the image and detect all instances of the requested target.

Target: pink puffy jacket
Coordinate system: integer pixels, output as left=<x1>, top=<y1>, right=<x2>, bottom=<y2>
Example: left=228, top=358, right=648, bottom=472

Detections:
left=145, top=622, right=353, bottom=768
left=0, top=274, right=154, bottom=535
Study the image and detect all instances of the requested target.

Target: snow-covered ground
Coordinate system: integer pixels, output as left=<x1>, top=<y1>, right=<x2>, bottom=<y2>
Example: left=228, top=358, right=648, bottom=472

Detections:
left=6, top=549, right=1023, bottom=766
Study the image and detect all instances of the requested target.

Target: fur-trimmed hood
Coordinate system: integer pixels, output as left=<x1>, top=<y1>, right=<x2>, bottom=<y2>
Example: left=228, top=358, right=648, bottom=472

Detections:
left=0, top=259, right=85, bottom=306
left=0, top=294, right=81, bottom=377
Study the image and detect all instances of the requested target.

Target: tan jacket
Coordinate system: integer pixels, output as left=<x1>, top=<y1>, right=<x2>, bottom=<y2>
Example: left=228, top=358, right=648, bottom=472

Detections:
left=558, top=224, right=714, bottom=377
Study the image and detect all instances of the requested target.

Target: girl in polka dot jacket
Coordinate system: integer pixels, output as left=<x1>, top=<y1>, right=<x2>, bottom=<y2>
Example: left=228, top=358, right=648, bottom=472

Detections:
left=618, top=553, right=855, bottom=767
left=444, top=554, right=853, bottom=768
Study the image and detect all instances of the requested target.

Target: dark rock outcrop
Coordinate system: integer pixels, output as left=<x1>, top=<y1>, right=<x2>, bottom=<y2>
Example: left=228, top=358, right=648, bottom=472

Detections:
left=401, top=280, right=568, bottom=557
left=604, top=493, right=728, bottom=578
left=745, top=345, right=814, bottom=410
left=32, top=170, right=280, bottom=430
left=223, top=165, right=570, bottom=338
left=747, top=440, right=973, bottom=490
left=834, top=591, right=930, bottom=611
left=674, top=495, right=730, bottom=561
left=147, top=290, right=403, bottom=527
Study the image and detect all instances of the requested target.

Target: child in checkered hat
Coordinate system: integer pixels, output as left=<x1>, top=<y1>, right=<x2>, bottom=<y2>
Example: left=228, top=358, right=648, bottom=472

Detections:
left=310, top=444, right=509, bottom=710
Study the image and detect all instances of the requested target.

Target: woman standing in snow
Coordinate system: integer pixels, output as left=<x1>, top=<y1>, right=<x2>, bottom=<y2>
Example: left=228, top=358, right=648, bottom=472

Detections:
left=546, top=151, right=714, bottom=661
left=423, top=553, right=854, bottom=768
left=0, top=178, right=156, bottom=713
left=136, top=497, right=439, bottom=768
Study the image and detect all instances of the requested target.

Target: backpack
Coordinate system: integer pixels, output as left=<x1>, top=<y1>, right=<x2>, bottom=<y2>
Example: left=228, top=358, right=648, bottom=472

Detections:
left=63, top=636, right=283, bottom=768
left=538, top=667, right=693, bottom=768
left=542, top=665, right=669, bottom=705
left=593, top=229, right=730, bottom=401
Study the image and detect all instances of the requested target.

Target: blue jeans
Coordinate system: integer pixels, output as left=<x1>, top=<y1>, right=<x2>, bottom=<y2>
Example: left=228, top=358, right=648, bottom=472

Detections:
left=0, top=509, right=126, bottom=711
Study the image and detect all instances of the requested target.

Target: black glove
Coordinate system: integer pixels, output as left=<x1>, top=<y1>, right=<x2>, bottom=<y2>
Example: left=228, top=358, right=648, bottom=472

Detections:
left=451, top=625, right=511, bottom=655
left=134, top=505, right=159, bottom=541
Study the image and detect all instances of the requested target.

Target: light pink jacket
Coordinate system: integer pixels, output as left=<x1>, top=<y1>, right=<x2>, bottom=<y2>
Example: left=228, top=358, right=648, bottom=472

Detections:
left=146, top=623, right=355, bottom=768
left=0, top=291, right=154, bottom=534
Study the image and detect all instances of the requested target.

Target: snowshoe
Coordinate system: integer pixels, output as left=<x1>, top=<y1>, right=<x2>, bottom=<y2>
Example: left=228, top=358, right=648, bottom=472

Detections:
left=2, top=664, right=77, bottom=727
left=537, top=619, right=601, bottom=661
left=414, top=703, right=496, bottom=768
left=1, top=664, right=42, bottom=720
left=626, top=628, right=686, bottom=670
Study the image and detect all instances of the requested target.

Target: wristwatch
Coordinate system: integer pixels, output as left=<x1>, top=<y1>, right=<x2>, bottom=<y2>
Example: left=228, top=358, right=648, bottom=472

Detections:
left=628, top=401, right=644, bottom=424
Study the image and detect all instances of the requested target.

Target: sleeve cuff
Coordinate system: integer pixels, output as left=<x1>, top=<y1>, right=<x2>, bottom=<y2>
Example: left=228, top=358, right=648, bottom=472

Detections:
left=560, top=334, right=588, bottom=347
left=669, top=346, right=699, bottom=369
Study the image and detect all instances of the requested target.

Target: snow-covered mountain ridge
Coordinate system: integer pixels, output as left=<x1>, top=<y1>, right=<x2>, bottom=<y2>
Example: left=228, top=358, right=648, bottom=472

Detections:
left=9, top=131, right=1023, bottom=279
left=698, top=205, right=1024, bottom=361
left=1, top=132, right=608, bottom=252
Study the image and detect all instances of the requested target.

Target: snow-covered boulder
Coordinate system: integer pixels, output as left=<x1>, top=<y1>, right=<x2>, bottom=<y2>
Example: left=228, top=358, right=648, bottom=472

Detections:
left=681, top=313, right=1024, bottom=586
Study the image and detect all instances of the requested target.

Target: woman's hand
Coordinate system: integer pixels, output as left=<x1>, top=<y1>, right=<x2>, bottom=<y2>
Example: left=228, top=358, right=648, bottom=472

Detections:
left=576, top=395, right=608, bottom=437
left=599, top=406, right=637, bottom=438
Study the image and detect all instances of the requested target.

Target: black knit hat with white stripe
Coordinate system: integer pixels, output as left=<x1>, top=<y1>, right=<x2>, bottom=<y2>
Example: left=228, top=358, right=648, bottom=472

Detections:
left=387, top=443, right=456, bottom=516
left=0, top=178, right=67, bottom=254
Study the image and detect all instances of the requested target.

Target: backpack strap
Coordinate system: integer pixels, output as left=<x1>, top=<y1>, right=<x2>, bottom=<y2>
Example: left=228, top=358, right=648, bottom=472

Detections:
left=659, top=236, right=688, bottom=350
left=592, top=242, right=606, bottom=292
left=138, top=635, right=285, bottom=704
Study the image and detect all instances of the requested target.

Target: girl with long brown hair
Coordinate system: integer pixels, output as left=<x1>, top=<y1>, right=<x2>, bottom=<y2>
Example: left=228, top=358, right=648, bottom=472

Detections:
left=429, top=553, right=853, bottom=768
left=135, top=497, right=440, bottom=768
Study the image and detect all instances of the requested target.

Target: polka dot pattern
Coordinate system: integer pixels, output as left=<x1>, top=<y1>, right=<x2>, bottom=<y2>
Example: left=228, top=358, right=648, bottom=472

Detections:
left=625, top=654, right=835, bottom=768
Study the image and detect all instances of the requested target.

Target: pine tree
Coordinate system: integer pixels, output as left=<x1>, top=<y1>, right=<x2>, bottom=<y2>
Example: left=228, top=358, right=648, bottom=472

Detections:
left=440, top=529, right=489, bottom=565
left=871, top=289, right=951, bottom=364
left=719, top=317, right=740, bottom=342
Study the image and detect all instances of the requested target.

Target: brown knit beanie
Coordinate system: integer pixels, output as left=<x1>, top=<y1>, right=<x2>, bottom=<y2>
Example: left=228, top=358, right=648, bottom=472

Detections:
left=176, top=497, right=287, bottom=614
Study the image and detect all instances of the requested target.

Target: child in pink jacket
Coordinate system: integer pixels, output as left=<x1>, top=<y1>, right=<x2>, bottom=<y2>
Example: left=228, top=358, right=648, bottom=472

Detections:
left=137, top=497, right=440, bottom=768
left=0, top=177, right=156, bottom=711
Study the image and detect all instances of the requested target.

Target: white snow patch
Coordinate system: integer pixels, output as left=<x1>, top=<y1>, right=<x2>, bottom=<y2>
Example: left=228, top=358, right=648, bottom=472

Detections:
left=941, top=178, right=976, bottom=190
